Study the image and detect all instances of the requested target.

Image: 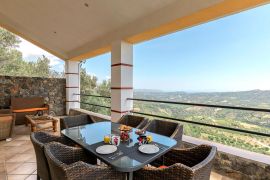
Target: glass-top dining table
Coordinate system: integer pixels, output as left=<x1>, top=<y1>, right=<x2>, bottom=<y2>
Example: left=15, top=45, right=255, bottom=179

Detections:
left=61, top=121, right=177, bottom=179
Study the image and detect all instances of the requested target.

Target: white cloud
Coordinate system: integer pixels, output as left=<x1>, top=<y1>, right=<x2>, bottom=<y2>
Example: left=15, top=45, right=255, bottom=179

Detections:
left=17, top=37, right=64, bottom=72
left=18, top=38, right=53, bottom=58
left=105, top=76, right=111, bottom=80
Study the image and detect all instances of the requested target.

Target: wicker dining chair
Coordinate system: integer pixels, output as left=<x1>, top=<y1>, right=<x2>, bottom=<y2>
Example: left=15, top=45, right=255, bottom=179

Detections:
left=0, top=109, right=15, bottom=141
left=134, top=144, right=217, bottom=180
left=118, top=114, right=149, bottom=129
left=44, top=142, right=126, bottom=180
left=143, top=119, right=183, bottom=147
left=60, top=114, right=95, bottom=130
left=30, top=131, right=96, bottom=180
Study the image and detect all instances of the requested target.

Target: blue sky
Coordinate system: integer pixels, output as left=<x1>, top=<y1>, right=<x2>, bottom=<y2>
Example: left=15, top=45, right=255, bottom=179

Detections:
left=132, top=3, right=270, bottom=92
left=82, top=4, right=270, bottom=92
left=21, top=4, right=270, bottom=92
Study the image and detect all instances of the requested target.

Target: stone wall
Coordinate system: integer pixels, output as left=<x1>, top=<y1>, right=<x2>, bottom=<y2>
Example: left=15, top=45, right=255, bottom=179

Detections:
left=0, top=76, right=66, bottom=115
left=213, top=150, right=270, bottom=180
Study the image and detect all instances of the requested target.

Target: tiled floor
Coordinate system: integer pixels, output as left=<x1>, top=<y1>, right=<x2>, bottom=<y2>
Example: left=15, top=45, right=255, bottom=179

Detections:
left=0, top=125, right=39, bottom=180
left=0, top=124, right=232, bottom=180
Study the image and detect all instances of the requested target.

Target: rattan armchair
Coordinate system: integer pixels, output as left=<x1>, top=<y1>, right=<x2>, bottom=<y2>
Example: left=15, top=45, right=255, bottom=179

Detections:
left=0, top=109, right=15, bottom=141
left=31, top=132, right=95, bottom=180
left=134, top=144, right=217, bottom=180
left=118, top=114, right=149, bottom=129
left=60, top=114, right=95, bottom=130
left=144, top=119, right=183, bottom=147
left=44, top=142, right=126, bottom=180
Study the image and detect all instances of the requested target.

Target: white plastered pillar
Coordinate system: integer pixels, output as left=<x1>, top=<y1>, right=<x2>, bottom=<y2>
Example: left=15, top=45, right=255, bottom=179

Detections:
left=65, top=60, right=80, bottom=114
left=111, top=41, right=133, bottom=122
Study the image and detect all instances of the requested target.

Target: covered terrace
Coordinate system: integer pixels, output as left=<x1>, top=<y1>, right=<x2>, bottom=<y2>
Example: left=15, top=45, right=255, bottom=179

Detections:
left=0, top=0, right=270, bottom=179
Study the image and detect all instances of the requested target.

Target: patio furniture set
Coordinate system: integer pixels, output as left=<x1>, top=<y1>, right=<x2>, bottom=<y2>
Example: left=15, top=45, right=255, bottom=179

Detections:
left=0, top=97, right=57, bottom=141
left=30, top=114, right=217, bottom=180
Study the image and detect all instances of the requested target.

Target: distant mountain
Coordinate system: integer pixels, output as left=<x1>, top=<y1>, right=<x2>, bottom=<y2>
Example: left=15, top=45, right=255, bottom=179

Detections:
left=134, top=89, right=164, bottom=93
left=134, top=90, right=270, bottom=108
left=133, top=89, right=270, bottom=155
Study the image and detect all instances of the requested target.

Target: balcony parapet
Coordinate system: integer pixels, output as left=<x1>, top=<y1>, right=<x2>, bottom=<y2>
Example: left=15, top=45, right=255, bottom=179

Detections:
left=69, top=108, right=111, bottom=122
left=182, top=135, right=270, bottom=179
left=67, top=108, right=270, bottom=179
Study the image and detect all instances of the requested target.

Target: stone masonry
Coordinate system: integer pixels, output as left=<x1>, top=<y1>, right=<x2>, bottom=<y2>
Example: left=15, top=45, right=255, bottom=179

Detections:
left=0, top=76, right=66, bottom=115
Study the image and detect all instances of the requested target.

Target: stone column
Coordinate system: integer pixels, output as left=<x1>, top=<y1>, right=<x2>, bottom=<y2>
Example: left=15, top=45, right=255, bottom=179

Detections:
left=111, top=41, right=133, bottom=122
left=65, top=60, right=80, bottom=114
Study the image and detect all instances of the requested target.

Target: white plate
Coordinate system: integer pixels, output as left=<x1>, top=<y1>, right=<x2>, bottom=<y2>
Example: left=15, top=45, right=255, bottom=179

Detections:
left=96, top=145, right=117, bottom=154
left=138, top=144, right=159, bottom=154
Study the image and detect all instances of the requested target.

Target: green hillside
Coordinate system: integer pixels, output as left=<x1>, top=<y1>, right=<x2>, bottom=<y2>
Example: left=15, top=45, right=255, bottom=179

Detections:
left=133, top=90, right=270, bottom=155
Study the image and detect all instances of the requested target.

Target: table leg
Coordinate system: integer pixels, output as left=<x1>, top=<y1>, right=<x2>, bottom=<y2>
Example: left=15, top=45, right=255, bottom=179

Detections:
left=25, top=119, right=28, bottom=126
left=31, top=125, right=37, bottom=132
left=53, top=120, right=57, bottom=132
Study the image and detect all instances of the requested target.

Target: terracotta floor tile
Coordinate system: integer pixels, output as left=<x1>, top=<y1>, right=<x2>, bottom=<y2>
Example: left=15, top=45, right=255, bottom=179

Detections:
left=25, top=175, right=37, bottom=180
left=4, top=143, right=33, bottom=154
left=21, top=141, right=32, bottom=146
left=0, top=173, right=7, bottom=180
left=2, top=147, right=24, bottom=156
left=18, top=149, right=33, bottom=156
left=13, top=136, right=30, bottom=141
left=3, top=141, right=28, bottom=147
left=7, top=175, right=28, bottom=180
left=8, top=163, right=36, bottom=175
left=6, top=154, right=33, bottom=163
left=0, top=163, right=5, bottom=174
left=3, top=154, right=14, bottom=163
left=0, top=156, right=5, bottom=163
left=21, top=146, right=34, bottom=155
left=5, top=163, right=23, bottom=174
left=0, top=140, right=8, bottom=146
left=24, top=154, right=36, bottom=163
